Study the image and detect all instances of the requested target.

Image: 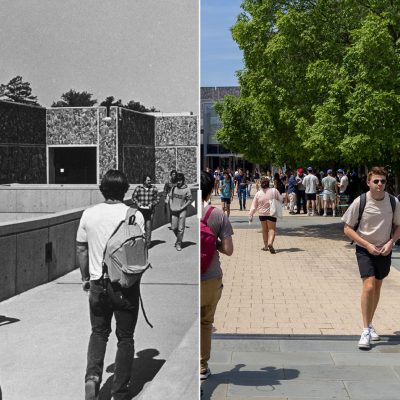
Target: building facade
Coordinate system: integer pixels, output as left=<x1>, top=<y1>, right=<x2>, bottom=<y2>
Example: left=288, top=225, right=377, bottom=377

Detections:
left=0, top=100, right=197, bottom=184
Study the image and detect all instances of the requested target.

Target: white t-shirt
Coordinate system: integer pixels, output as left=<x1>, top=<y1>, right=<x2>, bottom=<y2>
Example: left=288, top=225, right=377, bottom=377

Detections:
left=339, top=175, right=349, bottom=193
left=76, top=202, right=145, bottom=279
left=341, top=192, right=400, bottom=247
left=302, top=174, right=319, bottom=194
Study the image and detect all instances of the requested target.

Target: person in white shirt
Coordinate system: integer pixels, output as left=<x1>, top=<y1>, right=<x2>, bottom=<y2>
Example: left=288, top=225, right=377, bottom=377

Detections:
left=76, top=169, right=145, bottom=400
left=302, top=167, right=319, bottom=216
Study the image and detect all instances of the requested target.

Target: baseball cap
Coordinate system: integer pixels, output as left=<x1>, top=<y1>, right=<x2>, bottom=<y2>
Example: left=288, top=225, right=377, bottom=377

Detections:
left=307, top=166, right=313, bottom=172
left=327, top=169, right=333, bottom=174
left=297, top=168, right=303, bottom=174
left=337, top=169, right=344, bottom=174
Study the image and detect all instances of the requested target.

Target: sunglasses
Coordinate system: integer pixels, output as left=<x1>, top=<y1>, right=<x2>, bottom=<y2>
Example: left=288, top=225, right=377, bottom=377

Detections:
left=372, top=179, right=386, bottom=184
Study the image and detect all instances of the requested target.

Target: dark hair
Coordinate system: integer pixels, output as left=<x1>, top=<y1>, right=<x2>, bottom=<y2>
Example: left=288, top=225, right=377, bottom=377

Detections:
left=170, top=170, right=178, bottom=184
left=201, top=171, right=214, bottom=201
left=99, top=169, right=129, bottom=201
left=274, top=172, right=280, bottom=181
left=261, top=177, right=270, bottom=189
left=142, top=175, right=152, bottom=184
left=176, top=172, right=185, bottom=183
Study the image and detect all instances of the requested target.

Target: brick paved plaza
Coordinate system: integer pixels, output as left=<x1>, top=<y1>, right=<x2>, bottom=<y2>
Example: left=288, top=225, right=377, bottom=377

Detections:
left=210, top=194, right=400, bottom=336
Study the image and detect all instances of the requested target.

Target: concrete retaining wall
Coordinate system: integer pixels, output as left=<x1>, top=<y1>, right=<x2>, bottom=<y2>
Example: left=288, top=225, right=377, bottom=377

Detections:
left=0, top=188, right=197, bottom=302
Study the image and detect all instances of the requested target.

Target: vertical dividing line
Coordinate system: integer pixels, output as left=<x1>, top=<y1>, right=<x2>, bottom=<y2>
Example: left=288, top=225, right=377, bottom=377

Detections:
left=97, top=108, right=100, bottom=184
left=116, top=107, right=119, bottom=170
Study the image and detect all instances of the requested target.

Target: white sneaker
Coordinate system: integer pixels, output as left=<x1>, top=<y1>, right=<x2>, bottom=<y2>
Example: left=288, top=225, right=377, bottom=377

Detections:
left=323, top=213, right=327, bottom=217
left=369, top=325, right=380, bottom=341
left=358, top=330, right=371, bottom=349
left=200, top=368, right=211, bottom=380
left=332, top=212, right=336, bottom=217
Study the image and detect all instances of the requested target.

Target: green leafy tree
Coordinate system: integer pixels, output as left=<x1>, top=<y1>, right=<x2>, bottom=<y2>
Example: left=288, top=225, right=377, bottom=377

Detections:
left=100, top=96, right=123, bottom=108
left=0, top=75, right=40, bottom=106
left=51, top=89, right=97, bottom=107
left=216, top=0, right=400, bottom=168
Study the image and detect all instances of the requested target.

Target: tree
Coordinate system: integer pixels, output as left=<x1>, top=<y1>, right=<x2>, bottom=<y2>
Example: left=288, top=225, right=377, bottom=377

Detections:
left=0, top=76, right=40, bottom=106
left=215, top=0, right=400, bottom=169
left=100, top=96, right=123, bottom=108
left=124, top=100, right=157, bottom=112
left=51, top=89, right=97, bottom=107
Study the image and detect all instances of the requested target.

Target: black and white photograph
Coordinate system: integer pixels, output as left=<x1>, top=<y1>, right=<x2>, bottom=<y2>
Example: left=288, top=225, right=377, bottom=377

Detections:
left=0, top=1, right=198, bottom=399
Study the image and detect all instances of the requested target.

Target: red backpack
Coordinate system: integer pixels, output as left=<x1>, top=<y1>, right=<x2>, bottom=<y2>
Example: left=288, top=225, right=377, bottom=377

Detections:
left=201, top=207, right=217, bottom=274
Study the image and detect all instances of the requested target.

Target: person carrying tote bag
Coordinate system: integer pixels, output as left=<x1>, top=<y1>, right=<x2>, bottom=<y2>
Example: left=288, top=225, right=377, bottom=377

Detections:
left=248, top=177, right=283, bottom=253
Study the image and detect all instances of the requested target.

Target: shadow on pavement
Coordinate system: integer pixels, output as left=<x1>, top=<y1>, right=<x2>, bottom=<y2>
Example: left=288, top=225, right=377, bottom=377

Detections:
left=0, top=315, right=20, bottom=326
left=148, top=240, right=166, bottom=249
left=181, top=241, right=196, bottom=249
left=98, top=349, right=165, bottom=400
left=275, top=247, right=304, bottom=253
left=201, top=364, right=299, bottom=399
left=278, top=223, right=348, bottom=241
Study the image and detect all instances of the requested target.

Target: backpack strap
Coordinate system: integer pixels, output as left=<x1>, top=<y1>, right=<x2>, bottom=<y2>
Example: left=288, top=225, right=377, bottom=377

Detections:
left=389, top=194, right=396, bottom=215
left=202, top=206, right=214, bottom=224
left=139, top=283, right=153, bottom=328
left=350, top=193, right=366, bottom=245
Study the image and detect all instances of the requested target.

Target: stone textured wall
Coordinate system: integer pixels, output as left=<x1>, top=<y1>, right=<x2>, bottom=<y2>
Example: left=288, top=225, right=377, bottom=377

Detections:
left=0, top=101, right=46, bottom=184
left=154, top=115, right=197, bottom=184
left=200, top=86, right=240, bottom=101
left=47, top=108, right=98, bottom=145
left=118, top=109, right=155, bottom=183
left=98, top=106, right=117, bottom=179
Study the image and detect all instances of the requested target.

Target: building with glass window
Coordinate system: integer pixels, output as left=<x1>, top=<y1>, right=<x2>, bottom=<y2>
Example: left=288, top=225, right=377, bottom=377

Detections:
left=201, top=86, right=242, bottom=171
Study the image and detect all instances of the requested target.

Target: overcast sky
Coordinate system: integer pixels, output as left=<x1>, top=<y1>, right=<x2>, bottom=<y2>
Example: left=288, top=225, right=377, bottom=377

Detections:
left=201, top=0, right=243, bottom=87
left=0, top=0, right=198, bottom=113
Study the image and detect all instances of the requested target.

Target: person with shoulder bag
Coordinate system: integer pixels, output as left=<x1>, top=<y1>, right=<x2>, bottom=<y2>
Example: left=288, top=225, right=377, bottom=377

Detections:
left=248, top=177, right=283, bottom=254
left=200, top=171, right=233, bottom=381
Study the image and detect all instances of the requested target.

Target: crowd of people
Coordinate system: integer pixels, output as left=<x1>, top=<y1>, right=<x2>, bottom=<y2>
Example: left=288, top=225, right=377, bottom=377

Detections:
left=206, top=165, right=383, bottom=218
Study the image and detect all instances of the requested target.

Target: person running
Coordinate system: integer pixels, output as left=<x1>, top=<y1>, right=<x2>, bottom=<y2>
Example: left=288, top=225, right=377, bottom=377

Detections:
left=342, top=166, right=400, bottom=349
left=248, top=177, right=283, bottom=254
left=302, top=167, right=319, bottom=216
left=169, top=172, right=192, bottom=251
left=321, top=169, right=337, bottom=217
left=201, top=171, right=233, bottom=380
left=219, top=171, right=234, bottom=217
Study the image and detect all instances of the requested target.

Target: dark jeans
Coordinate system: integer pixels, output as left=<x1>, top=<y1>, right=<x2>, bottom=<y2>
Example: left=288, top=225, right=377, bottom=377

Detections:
left=86, top=279, right=140, bottom=400
left=296, top=190, right=307, bottom=213
left=139, top=208, right=154, bottom=246
left=238, top=188, right=247, bottom=209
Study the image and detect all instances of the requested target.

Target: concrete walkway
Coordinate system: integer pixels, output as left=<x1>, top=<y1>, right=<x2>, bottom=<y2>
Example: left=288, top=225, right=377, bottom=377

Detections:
left=0, top=216, right=198, bottom=400
left=202, top=194, right=400, bottom=400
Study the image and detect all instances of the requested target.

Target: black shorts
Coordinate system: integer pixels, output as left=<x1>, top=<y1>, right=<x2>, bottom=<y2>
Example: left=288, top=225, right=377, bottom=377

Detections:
left=221, top=197, right=231, bottom=205
left=355, top=245, right=391, bottom=280
left=259, top=216, right=277, bottom=222
left=306, top=193, right=316, bottom=201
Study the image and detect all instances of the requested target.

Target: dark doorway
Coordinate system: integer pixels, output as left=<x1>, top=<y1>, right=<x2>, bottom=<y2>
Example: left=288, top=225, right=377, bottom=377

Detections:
left=49, top=147, right=97, bottom=184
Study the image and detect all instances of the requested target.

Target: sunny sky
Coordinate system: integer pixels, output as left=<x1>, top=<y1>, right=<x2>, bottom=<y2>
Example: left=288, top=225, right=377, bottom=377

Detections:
left=201, top=0, right=244, bottom=87
left=0, top=0, right=198, bottom=113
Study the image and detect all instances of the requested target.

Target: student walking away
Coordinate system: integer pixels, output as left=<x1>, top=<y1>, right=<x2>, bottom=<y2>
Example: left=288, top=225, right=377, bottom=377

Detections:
left=200, top=171, right=233, bottom=381
left=163, top=169, right=177, bottom=228
left=321, top=169, right=337, bottom=217
left=248, top=177, right=283, bottom=254
left=169, top=172, right=192, bottom=251
left=132, top=175, right=160, bottom=247
left=235, top=168, right=248, bottom=210
left=342, top=166, right=400, bottom=350
left=76, top=169, right=146, bottom=400
left=219, top=171, right=234, bottom=217
left=295, top=168, right=307, bottom=214
left=302, top=167, right=320, bottom=216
